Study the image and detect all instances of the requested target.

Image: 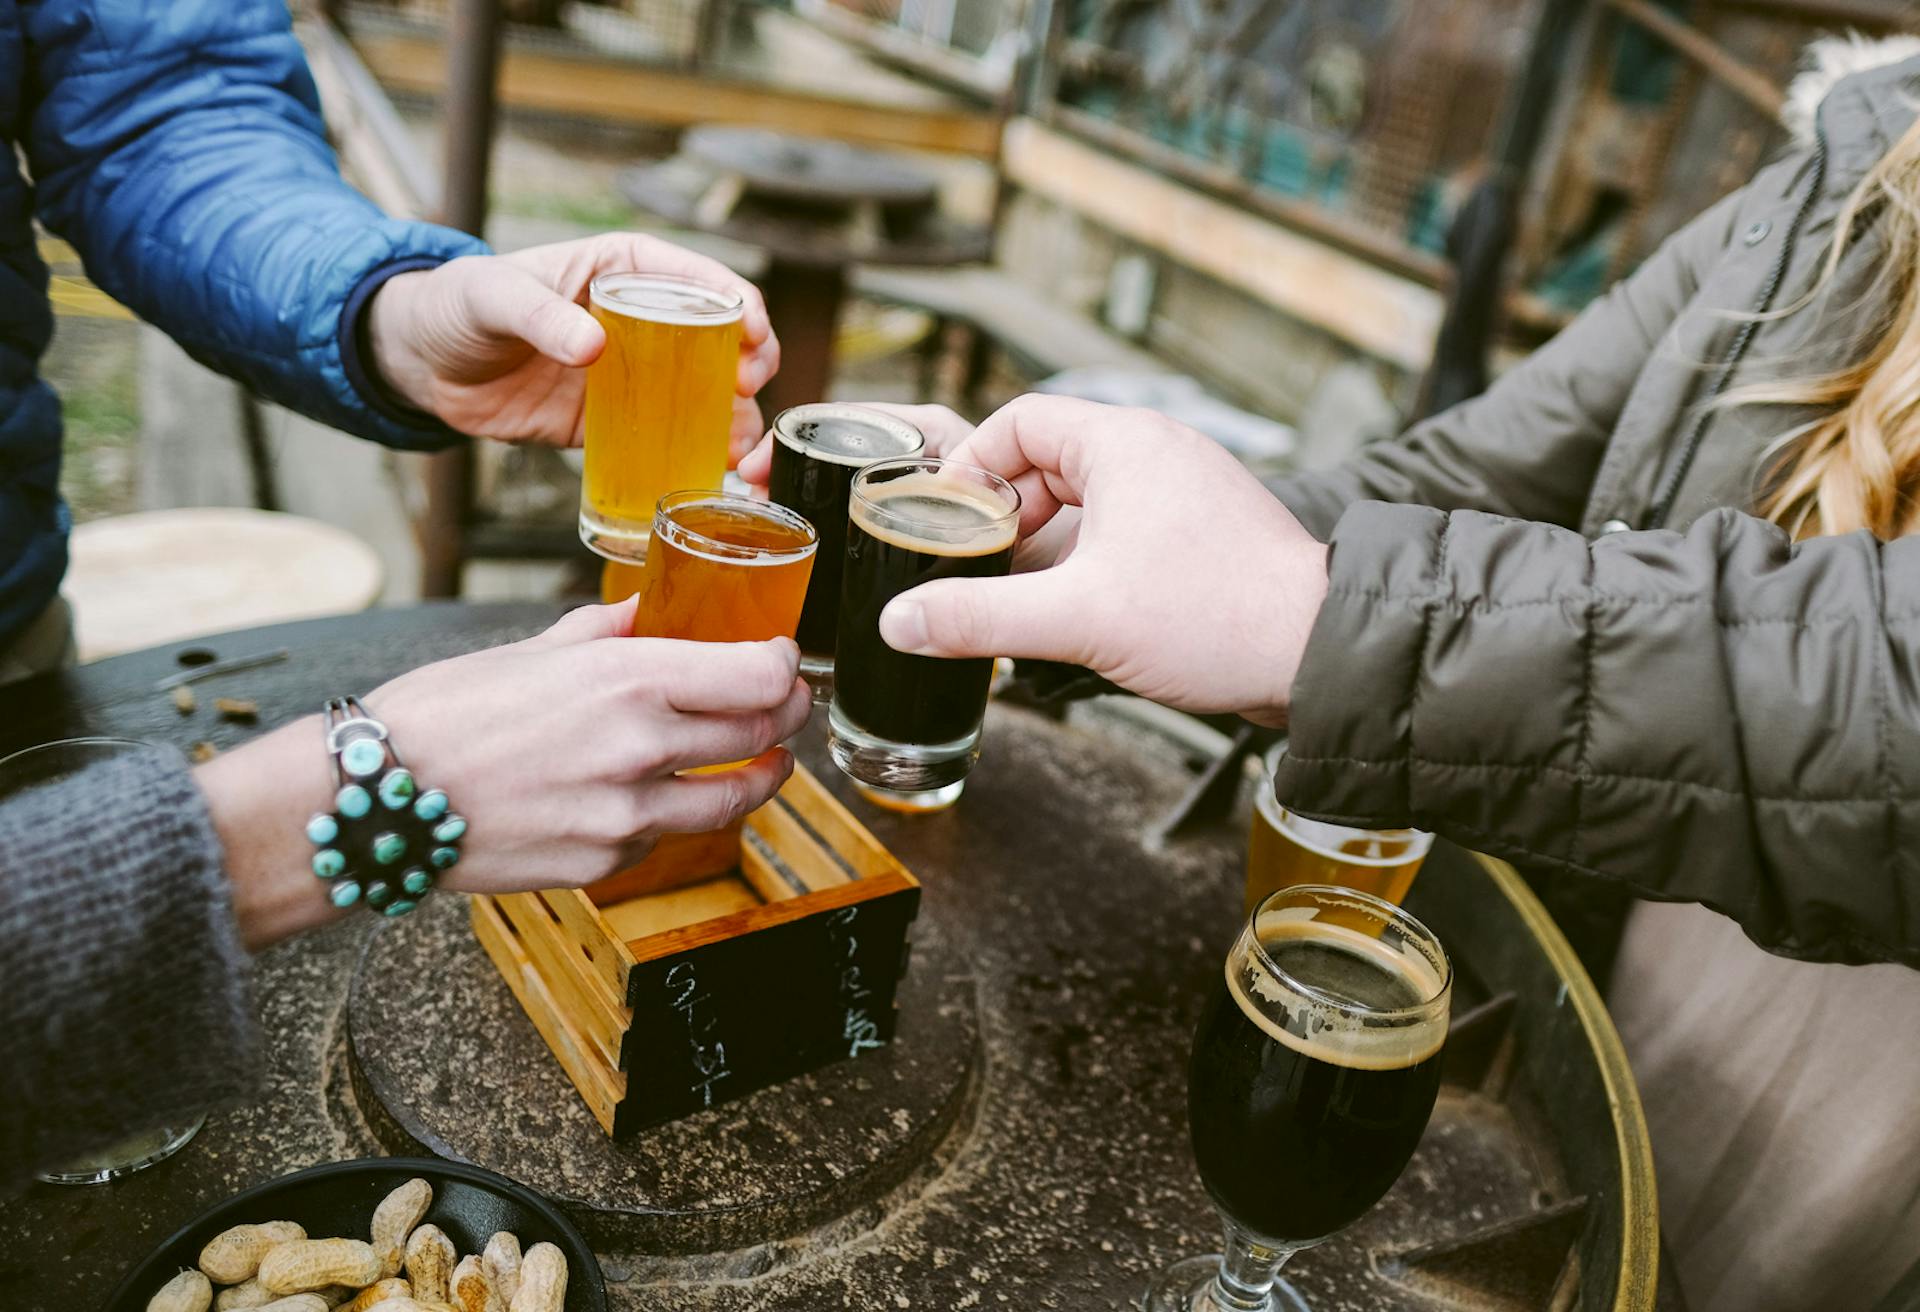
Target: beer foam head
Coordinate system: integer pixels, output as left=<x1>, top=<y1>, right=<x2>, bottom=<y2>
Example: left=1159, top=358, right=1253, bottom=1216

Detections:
left=591, top=272, right=744, bottom=325
left=775, top=404, right=925, bottom=466
left=851, top=467, right=1019, bottom=558
left=1226, top=908, right=1450, bottom=1071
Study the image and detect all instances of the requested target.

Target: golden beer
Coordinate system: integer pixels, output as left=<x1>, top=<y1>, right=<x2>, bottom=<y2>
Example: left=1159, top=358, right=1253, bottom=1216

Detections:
left=600, top=557, right=646, bottom=604
left=580, top=273, right=743, bottom=561
left=1244, top=742, right=1433, bottom=916
left=629, top=492, right=817, bottom=645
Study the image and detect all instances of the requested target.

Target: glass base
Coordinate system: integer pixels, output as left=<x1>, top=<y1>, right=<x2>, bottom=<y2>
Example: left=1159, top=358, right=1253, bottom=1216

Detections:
left=579, top=508, right=651, bottom=564
left=827, top=701, right=980, bottom=803
left=35, top=1115, right=205, bottom=1185
left=1141, top=1257, right=1310, bottom=1312
left=799, top=653, right=834, bottom=707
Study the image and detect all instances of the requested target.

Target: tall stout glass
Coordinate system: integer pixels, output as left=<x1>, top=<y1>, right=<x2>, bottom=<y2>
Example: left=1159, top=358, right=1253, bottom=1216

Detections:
left=829, top=458, right=1019, bottom=811
left=1146, top=885, right=1451, bottom=1312
left=1245, top=741, right=1433, bottom=916
left=766, top=403, right=925, bottom=702
left=580, top=273, right=742, bottom=562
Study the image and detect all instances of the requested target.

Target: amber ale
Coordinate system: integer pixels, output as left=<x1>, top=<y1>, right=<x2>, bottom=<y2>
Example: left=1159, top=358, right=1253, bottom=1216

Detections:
left=828, top=459, right=1018, bottom=808
left=580, top=273, right=742, bottom=561
left=1187, top=898, right=1449, bottom=1244
left=629, top=492, right=817, bottom=645
left=765, top=404, right=924, bottom=694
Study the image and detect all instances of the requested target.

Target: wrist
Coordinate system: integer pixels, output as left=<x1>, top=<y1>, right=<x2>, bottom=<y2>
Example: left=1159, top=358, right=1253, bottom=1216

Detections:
left=1261, top=539, right=1330, bottom=725
left=360, top=267, right=441, bottom=417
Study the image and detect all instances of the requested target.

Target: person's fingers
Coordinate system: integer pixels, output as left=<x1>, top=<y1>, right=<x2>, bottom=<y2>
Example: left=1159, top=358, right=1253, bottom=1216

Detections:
left=737, top=329, right=781, bottom=396
left=525, top=596, right=638, bottom=649
left=729, top=395, right=766, bottom=469
left=855, top=402, right=975, bottom=456
left=642, top=749, right=796, bottom=834
left=880, top=569, right=1089, bottom=663
left=648, top=678, right=812, bottom=773
left=948, top=394, right=1121, bottom=536
left=735, top=432, right=776, bottom=487
left=628, top=637, right=803, bottom=712
left=464, top=262, right=604, bottom=366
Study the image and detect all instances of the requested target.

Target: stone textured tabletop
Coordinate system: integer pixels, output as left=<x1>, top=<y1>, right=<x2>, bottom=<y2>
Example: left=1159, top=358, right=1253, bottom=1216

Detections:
left=0, top=603, right=1586, bottom=1310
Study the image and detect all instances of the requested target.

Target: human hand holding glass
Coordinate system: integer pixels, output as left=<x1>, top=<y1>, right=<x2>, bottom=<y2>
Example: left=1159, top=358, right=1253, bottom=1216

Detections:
left=1148, top=884, right=1451, bottom=1311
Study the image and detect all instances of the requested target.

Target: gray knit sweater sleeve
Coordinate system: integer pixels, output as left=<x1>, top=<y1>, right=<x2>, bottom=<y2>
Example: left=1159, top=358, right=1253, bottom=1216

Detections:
left=0, top=745, right=258, bottom=1187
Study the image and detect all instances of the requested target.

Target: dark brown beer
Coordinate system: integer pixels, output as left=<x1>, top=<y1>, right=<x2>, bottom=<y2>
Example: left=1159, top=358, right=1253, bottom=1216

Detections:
left=834, top=473, right=1015, bottom=746
left=1187, top=917, right=1447, bottom=1244
left=766, top=404, right=923, bottom=664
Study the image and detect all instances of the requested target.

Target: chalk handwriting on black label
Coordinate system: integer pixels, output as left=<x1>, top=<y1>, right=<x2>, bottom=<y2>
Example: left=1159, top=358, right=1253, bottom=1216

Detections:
left=827, top=905, right=882, bottom=1057
left=665, top=961, right=730, bottom=1106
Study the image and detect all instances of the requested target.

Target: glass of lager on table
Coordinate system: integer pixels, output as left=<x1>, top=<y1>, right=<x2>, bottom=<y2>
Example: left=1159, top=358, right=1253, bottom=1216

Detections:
left=766, top=403, right=925, bottom=703
left=1146, top=885, right=1452, bottom=1312
left=580, top=273, right=743, bottom=562
left=628, top=491, right=817, bottom=644
left=829, top=457, right=1019, bottom=812
left=1245, top=741, right=1433, bottom=916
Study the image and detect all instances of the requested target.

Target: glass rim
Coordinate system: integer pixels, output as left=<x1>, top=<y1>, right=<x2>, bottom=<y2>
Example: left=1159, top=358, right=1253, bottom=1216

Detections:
left=589, top=271, right=744, bottom=324
left=771, top=403, right=927, bottom=467
left=0, top=735, right=150, bottom=775
left=1257, top=739, right=1431, bottom=864
left=848, top=456, right=1022, bottom=530
left=1245, top=883, right=1453, bottom=1020
left=651, top=489, right=818, bottom=563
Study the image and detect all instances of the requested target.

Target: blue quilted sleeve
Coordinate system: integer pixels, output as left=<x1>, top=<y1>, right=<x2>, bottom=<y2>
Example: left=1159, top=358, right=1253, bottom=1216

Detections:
left=20, top=0, right=489, bottom=451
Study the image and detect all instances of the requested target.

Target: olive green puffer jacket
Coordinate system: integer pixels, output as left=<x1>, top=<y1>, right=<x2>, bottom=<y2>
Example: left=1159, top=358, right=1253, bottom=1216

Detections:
left=1272, top=47, right=1920, bottom=968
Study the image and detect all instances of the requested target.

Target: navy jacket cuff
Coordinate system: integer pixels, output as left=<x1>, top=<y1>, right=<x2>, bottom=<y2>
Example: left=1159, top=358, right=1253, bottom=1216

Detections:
left=338, top=255, right=465, bottom=445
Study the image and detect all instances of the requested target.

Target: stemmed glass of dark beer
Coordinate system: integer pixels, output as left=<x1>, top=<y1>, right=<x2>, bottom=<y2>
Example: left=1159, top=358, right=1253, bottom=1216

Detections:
left=1145, top=884, right=1452, bottom=1311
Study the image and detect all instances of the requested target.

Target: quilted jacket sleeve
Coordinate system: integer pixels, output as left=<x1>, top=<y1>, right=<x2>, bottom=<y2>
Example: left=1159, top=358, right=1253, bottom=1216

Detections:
left=1272, top=182, right=1748, bottom=538
left=1276, top=503, right=1920, bottom=967
left=20, top=0, right=487, bottom=449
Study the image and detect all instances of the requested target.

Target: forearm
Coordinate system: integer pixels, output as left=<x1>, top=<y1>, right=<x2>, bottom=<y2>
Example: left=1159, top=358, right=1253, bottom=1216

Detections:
left=1277, top=503, right=1920, bottom=965
left=195, top=717, right=351, bottom=952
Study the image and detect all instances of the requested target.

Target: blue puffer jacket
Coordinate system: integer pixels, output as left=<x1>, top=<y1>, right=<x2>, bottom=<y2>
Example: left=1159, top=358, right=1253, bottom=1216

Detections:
left=2, top=0, right=488, bottom=647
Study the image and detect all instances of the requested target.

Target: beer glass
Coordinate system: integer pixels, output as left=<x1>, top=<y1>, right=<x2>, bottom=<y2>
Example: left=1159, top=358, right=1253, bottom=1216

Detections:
left=1146, top=885, right=1451, bottom=1312
left=765, top=403, right=924, bottom=702
left=1245, top=741, right=1433, bottom=915
left=580, top=272, right=743, bottom=562
left=0, top=738, right=207, bottom=1185
left=629, top=491, right=817, bottom=645
left=828, top=457, right=1019, bottom=811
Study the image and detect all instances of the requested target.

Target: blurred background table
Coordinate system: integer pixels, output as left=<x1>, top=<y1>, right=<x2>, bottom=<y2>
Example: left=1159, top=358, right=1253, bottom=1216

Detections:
left=0, top=603, right=1671, bottom=1310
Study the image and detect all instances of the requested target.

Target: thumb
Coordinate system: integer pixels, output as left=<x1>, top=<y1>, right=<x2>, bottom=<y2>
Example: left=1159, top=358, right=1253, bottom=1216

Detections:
left=525, top=595, right=638, bottom=648
left=880, top=570, right=1086, bottom=663
left=467, top=265, right=604, bottom=366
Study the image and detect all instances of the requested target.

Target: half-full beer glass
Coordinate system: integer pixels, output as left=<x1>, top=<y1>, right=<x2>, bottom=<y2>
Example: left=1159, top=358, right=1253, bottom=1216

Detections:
left=1245, top=741, right=1433, bottom=915
left=828, top=457, right=1019, bottom=811
left=1146, top=885, right=1452, bottom=1311
left=629, top=491, right=817, bottom=644
left=580, top=273, right=743, bottom=562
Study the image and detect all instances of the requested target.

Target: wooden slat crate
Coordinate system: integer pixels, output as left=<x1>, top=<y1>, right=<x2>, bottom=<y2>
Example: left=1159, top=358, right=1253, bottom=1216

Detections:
left=472, top=762, right=920, bottom=1136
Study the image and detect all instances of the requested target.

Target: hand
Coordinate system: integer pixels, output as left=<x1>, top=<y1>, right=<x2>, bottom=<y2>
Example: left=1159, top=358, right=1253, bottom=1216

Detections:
left=876, top=395, right=1329, bottom=727
left=199, top=599, right=811, bottom=948
left=366, top=233, right=779, bottom=451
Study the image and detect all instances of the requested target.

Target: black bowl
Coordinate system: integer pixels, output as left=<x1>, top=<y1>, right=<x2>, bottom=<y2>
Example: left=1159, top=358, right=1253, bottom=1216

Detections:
left=106, top=1157, right=607, bottom=1312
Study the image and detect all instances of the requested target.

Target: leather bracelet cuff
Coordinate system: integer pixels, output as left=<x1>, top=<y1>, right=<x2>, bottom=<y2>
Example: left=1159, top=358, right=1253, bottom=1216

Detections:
left=304, top=696, right=465, bottom=917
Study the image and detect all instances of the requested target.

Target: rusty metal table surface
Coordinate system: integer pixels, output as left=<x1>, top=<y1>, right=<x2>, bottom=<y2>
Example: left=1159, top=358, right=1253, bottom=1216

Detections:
left=0, top=602, right=1619, bottom=1310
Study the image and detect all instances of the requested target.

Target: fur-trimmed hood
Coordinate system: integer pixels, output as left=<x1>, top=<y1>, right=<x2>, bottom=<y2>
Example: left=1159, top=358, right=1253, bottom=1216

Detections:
left=1784, top=32, right=1920, bottom=144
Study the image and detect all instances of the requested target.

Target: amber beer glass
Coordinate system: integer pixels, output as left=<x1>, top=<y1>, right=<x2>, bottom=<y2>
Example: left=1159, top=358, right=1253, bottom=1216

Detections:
left=580, top=273, right=743, bottom=562
left=829, top=458, right=1019, bottom=811
left=629, top=491, right=817, bottom=645
left=1244, top=741, right=1433, bottom=916
left=766, top=403, right=925, bottom=701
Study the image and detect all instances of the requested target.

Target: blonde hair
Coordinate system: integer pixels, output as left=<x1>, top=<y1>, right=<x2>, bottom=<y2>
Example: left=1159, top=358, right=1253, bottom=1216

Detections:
left=1742, top=115, right=1920, bottom=539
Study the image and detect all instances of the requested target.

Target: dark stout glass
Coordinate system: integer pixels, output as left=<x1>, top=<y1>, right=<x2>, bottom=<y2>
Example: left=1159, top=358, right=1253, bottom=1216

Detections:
left=766, top=404, right=924, bottom=682
left=828, top=459, right=1019, bottom=810
left=1188, top=924, right=1445, bottom=1242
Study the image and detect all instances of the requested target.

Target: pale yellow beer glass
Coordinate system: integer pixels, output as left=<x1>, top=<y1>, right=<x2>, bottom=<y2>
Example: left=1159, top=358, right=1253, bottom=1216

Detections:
left=1245, top=740, right=1434, bottom=916
left=580, top=273, right=743, bottom=562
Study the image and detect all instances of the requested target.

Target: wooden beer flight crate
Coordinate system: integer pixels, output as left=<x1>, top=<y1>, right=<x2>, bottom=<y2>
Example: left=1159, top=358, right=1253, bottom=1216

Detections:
left=471, top=762, right=921, bottom=1136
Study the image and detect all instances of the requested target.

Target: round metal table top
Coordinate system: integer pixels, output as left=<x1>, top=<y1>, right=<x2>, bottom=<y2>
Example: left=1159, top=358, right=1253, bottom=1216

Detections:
left=681, top=127, right=939, bottom=207
left=0, top=603, right=1651, bottom=1311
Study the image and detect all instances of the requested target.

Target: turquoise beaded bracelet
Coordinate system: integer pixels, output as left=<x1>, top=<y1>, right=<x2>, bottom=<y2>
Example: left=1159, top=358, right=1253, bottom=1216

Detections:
left=306, top=696, right=465, bottom=917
